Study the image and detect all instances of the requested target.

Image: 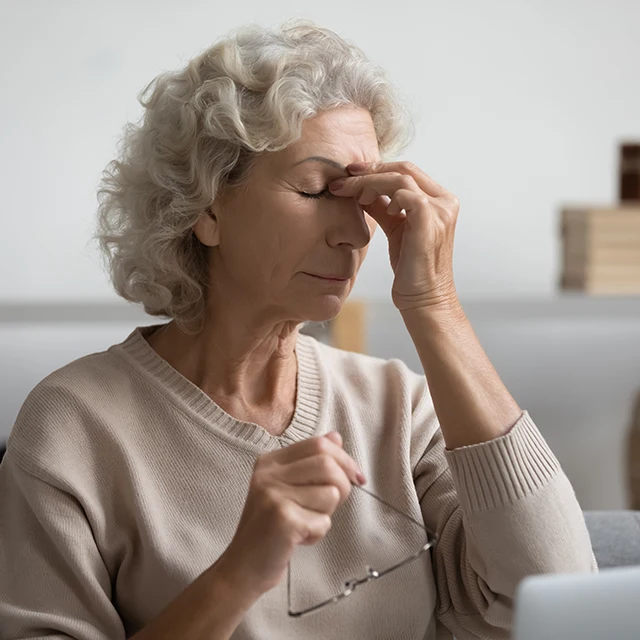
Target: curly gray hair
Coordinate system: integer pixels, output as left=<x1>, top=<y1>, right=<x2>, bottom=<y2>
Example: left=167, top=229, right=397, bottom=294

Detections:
left=96, top=19, right=414, bottom=328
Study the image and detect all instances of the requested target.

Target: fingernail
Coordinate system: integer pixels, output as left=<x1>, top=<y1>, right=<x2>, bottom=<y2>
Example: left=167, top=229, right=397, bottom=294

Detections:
left=356, top=471, right=367, bottom=485
left=347, top=162, right=369, bottom=173
left=329, top=178, right=346, bottom=191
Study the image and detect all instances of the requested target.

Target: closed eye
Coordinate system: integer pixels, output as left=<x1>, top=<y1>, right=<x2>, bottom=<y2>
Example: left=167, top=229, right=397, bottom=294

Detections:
left=299, top=188, right=331, bottom=199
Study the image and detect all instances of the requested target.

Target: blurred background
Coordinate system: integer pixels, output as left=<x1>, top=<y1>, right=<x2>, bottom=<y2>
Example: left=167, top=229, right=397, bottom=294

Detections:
left=1, top=0, right=639, bottom=510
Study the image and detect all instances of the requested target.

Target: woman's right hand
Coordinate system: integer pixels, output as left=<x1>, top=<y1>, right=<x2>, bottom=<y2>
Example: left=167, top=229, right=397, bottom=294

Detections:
left=215, top=431, right=366, bottom=599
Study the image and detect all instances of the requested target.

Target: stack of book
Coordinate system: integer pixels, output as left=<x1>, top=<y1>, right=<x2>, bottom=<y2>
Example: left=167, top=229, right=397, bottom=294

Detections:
left=560, top=205, right=640, bottom=294
left=620, top=143, right=640, bottom=203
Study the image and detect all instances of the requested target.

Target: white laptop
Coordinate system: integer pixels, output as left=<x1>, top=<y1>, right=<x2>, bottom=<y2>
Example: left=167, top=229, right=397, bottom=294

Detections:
left=513, top=565, right=640, bottom=640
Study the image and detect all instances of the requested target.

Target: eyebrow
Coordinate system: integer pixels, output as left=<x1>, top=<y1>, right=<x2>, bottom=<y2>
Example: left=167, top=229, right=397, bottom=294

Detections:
left=292, top=156, right=348, bottom=173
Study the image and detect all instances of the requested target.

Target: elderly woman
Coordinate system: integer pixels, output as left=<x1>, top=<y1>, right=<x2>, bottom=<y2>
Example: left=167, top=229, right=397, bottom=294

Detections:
left=0, top=20, right=595, bottom=640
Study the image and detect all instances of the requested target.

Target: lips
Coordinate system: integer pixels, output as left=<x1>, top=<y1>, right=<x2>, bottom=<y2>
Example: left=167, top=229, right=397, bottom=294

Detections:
left=305, top=273, right=351, bottom=281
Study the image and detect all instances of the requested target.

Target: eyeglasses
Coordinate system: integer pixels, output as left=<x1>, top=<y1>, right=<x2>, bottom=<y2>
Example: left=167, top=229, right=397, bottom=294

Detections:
left=287, top=482, right=438, bottom=618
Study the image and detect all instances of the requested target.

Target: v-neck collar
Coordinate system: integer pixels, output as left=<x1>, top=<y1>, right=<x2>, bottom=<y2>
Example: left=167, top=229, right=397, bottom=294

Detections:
left=110, top=324, right=325, bottom=454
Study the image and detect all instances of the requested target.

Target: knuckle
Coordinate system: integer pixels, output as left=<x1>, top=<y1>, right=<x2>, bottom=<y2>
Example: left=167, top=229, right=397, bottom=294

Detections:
left=311, top=514, right=332, bottom=536
left=399, top=175, right=414, bottom=189
left=326, top=485, right=341, bottom=507
left=401, top=160, right=417, bottom=173
left=274, top=499, right=294, bottom=525
left=262, top=485, right=281, bottom=508
left=442, top=190, right=459, bottom=206
left=251, top=467, right=270, bottom=491
left=305, top=514, right=332, bottom=544
left=360, top=187, right=378, bottom=205
left=318, top=453, right=337, bottom=475
left=340, top=477, right=353, bottom=499
left=312, top=437, right=330, bottom=454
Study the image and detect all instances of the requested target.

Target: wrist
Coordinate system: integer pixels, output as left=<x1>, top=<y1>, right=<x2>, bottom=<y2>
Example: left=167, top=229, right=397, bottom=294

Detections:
left=207, top=551, right=263, bottom=612
left=399, top=297, right=467, bottom=329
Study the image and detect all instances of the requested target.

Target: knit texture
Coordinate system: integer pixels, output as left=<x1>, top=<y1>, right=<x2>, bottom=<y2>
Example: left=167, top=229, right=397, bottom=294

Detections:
left=0, top=326, right=596, bottom=640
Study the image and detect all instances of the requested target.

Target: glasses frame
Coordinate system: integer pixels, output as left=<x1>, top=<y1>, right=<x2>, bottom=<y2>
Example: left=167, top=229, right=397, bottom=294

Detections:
left=287, top=483, right=438, bottom=618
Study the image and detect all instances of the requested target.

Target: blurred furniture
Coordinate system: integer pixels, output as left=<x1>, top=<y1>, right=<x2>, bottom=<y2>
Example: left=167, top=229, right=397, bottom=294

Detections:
left=331, top=300, right=366, bottom=353
left=620, top=142, right=640, bottom=203
left=584, top=511, right=640, bottom=568
left=560, top=205, right=640, bottom=294
left=299, top=300, right=367, bottom=353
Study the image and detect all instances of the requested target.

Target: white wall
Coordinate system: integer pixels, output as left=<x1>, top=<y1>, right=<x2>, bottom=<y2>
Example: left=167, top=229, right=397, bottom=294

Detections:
left=1, top=0, right=639, bottom=302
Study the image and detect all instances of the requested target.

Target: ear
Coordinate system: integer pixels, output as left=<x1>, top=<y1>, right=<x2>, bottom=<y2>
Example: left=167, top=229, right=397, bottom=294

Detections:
left=193, top=208, right=220, bottom=247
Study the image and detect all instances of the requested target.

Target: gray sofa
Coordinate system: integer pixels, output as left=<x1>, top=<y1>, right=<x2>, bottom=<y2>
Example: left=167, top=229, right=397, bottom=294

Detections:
left=584, top=511, right=640, bottom=568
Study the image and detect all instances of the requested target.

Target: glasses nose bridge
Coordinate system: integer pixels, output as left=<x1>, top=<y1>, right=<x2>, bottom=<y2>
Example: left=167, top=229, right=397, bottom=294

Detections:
left=343, top=566, right=379, bottom=595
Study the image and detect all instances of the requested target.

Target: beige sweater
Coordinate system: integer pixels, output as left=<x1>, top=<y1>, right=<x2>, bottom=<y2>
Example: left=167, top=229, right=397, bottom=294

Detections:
left=0, top=326, right=596, bottom=640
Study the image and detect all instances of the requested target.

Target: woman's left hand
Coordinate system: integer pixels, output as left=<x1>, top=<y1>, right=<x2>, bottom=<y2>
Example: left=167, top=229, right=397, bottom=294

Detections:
left=329, top=161, right=460, bottom=313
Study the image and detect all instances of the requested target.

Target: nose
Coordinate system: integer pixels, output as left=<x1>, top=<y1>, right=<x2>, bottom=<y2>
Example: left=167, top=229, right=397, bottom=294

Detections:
left=325, top=197, right=371, bottom=250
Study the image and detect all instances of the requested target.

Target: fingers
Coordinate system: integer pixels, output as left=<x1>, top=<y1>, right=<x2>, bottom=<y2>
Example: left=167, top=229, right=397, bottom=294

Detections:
left=280, top=483, right=343, bottom=515
left=277, top=454, right=354, bottom=505
left=328, top=173, right=430, bottom=235
left=287, top=502, right=333, bottom=546
left=387, top=189, right=429, bottom=217
left=347, top=160, right=448, bottom=198
left=265, top=433, right=365, bottom=486
left=324, top=431, right=342, bottom=447
left=329, top=171, right=422, bottom=206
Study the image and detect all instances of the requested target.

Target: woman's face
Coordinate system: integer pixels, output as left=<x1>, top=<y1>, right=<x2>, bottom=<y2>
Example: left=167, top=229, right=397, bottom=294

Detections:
left=209, top=106, right=380, bottom=323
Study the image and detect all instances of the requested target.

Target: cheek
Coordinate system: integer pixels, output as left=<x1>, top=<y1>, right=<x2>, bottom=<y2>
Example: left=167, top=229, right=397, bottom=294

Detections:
left=220, top=192, right=325, bottom=275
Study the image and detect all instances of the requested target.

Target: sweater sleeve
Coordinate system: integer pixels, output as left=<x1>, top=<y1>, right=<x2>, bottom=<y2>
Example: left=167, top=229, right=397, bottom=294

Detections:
left=0, top=453, right=125, bottom=640
left=412, top=396, right=597, bottom=640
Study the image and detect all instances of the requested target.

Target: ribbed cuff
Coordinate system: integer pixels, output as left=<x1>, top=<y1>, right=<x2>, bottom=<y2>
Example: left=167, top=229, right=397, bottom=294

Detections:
left=444, top=411, right=561, bottom=512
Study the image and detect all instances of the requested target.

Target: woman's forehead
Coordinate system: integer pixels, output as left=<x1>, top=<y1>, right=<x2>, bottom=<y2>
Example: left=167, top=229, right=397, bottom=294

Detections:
left=254, top=110, right=380, bottom=177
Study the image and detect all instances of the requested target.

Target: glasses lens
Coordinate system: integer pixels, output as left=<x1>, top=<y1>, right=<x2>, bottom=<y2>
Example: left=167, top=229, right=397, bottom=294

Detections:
left=287, top=484, right=435, bottom=616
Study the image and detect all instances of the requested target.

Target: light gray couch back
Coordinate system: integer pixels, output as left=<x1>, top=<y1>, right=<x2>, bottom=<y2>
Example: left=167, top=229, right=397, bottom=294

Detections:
left=585, top=511, right=640, bottom=568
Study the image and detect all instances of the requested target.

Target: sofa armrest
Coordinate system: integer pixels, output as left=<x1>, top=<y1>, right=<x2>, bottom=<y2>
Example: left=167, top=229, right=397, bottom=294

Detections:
left=584, top=510, right=640, bottom=568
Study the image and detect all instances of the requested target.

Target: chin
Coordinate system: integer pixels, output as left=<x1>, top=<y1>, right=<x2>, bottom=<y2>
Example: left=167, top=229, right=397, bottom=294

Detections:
left=296, top=294, right=346, bottom=323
